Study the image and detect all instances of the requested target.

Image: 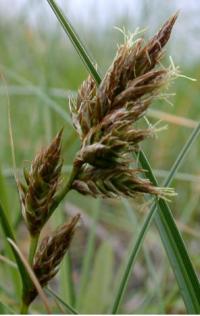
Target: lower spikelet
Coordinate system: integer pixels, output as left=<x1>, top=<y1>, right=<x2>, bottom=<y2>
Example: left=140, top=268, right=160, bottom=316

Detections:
left=24, top=214, right=80, bottom=305
left=20, top=130, right=63, bottom=236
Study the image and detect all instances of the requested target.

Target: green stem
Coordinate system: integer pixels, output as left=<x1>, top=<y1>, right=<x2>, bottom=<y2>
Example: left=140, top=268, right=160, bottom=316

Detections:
left=46, top=288, right=79, bottom=314
left=20, top=301, right=28, bottom=314
left=0, top=202, right=30, bottom=292
left=77, top=200, right=101, bottom=309
left=48, top=161, right=82, bottom=219
left=65, top=252, right=76, bottom=307
left=28, top=234, right=39, bottom=265
left=47, top=0, right=102, bottom=84
left=112, top=202, right=156, bottom=313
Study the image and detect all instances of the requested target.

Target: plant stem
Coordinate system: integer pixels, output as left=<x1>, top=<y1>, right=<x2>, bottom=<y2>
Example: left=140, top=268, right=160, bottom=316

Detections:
left=47, top=0, right=102, bottom=84
left=49, top=161, right=82, bottom=219
left=46, top=287, right=79, bottom=314
left=65, top=252, right=76, bottom=307
left=28, top=234, right=39, bottom=265
left=0, top=202, right=30, bottom=292
left=20, top=301, right=28, bottom=314
left=77, top=200, right=101, bottom=309
left=112, top=203, right=156, bottom=314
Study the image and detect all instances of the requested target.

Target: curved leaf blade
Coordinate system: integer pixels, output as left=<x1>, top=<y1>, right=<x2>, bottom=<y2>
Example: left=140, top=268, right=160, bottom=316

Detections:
left=0, top=201, right=30, bottom=292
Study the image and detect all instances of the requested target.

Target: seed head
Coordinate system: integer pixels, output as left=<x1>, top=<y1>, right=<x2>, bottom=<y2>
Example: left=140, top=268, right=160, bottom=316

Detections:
left=69, top=75, right=97, bottom=140
left=70, top=15, right=178, bottom=199
left=20, top=130, right=63, bottom=236
left=72, top=165, right=174, bottom=199
left=24, top=214, right=80, bottom=305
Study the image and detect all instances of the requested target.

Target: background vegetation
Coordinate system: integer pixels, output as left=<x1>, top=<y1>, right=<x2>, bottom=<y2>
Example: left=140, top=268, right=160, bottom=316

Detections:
left=0, top=0, right=199, bottom=313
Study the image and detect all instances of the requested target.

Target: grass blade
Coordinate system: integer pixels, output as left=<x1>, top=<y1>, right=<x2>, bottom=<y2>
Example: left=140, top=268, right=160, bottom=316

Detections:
left=0, top=201, right=30, bottom=293
left=78, top=199, right=101, bottom=309
left=80, top=242, right=114, bottom=314
left=0, top=167, right=21, bottom=298
left=47, top=0, right=101, bottom=84
left=8, top=238, right=51, bottom=314
left=0, top=302, right=16, bottom=314
left=0, top=72, right=31, bottom=295
left=64, top=253, right=76, bottom=307
left=46, top=1, right=200, bottom=312
left=0, top=65, right=71, bottom=124
left=46, top=288, right=78, bottom=314
left=112, top=123, right=200, bottom=313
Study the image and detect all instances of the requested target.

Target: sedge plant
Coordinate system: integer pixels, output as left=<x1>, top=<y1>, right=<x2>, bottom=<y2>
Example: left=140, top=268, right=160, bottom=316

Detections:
left=0, top=2, right=200, bottom=314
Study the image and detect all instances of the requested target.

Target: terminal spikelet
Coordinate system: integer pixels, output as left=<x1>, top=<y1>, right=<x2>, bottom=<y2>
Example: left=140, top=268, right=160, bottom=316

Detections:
left=70, top=14, right=178, bottom=200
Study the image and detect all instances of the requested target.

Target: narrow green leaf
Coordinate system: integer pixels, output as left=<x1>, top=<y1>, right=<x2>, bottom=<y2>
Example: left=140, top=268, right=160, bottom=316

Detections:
left=80, top=242, right=114, bottom=314
left=78, top=199, right=101, bottom=309
left=0, top=166, right=9, bottom=213
left=0, top=64, right=71, bottom=124
left=46, top=1, right=200, bottom=313
left=0, top=201, right=30, bottom=293
left=139, top=146, right=200, bottom=313
left=46, top=288, right=78, bottom=314
left=0, top=166, right=21, bottom=298
left=60, top=254, right=76, bottom=307
left=0, top=301, right=16, bottom=314
left=47, top=0, right=101, bottom=85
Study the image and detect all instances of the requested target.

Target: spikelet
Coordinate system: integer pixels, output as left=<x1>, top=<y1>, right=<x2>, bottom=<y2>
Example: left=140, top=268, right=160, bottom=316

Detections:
left=24, top=214, right=80, bottom=305
left=20, top=130, right=63, bottom=236
left=69, top=75, right=97, bottom=140
left=72, top=165, right=174, bottom=199
left=70, top=15, right=178, bottom=199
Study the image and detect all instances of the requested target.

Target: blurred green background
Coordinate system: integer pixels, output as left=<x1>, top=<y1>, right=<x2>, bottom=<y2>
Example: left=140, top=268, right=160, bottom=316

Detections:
left=0, top=0, right=199, bottom=314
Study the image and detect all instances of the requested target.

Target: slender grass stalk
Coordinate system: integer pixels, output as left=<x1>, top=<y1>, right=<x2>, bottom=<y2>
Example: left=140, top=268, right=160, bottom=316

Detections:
left=8, top=238, right=51, bottom=314
left=0, top=301, right=16, bottom=314
left=0, top=202, right=30, bottom=293
left=0, top=73, right=39, bottom=309
left=0, top=167, right=21, bottom=298
left=122, top=199, right=165, bottom=313
left=46, top=288, right=79, bottom=314
left=47, top=1, right=200, bottom=313
left=112, top=201, right=157, bottom=313
left=0, top=64, right=71, bottom=124
left=49, top=162, right=82, bottom=219
left=47, top=0, right=102, bottom=84
left=77, top=200, right=101, bottom=309
left=65, top=253, right=76, bottom=307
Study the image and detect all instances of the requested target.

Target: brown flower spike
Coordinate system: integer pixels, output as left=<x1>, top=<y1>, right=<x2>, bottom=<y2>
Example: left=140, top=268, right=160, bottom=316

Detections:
left=70, top=14, right=178, bottom=199
left=20, top=130, right=63, bottom=236
left=24, top=214, right=80, bottom=305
